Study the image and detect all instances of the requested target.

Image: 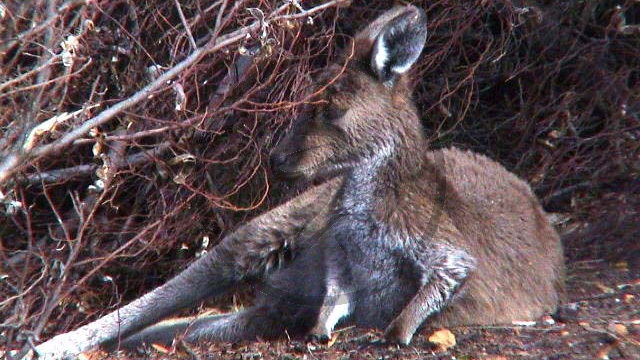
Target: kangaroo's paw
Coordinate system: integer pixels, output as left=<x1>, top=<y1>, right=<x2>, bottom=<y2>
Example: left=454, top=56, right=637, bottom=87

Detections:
left=305, top=331, right=331, bottom=345
left=383, top=320, right=413, bottom=346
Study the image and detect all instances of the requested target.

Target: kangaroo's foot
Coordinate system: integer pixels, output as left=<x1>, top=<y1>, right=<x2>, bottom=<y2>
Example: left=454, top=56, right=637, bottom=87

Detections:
left=383, top=319, right=413, bottom=346
left=305, top=331, right=331, bottom=345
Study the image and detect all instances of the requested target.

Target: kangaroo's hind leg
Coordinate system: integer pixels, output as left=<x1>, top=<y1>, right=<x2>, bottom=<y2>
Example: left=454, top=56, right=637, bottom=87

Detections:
left=116, top=305, right=291, bottom=351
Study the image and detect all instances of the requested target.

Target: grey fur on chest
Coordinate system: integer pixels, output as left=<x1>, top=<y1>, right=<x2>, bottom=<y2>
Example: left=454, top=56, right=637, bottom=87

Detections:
left=319, top=209, right=422, bottom=328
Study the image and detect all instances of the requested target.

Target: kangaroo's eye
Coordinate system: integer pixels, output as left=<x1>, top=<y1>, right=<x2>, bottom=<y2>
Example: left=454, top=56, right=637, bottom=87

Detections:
left=319, top=106, right=346, bottom=121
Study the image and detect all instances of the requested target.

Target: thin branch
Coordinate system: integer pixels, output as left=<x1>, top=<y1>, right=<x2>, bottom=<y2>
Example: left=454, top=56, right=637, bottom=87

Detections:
left=0, top=58, right=93, bottom=99
left=212, top=0, right=229, bottom=38
left=0, top=0, right=86, bottom=53
left=71, top=125, right=182, bottom=146
left=0, top=56, right=61, bottom=94
left=174, top=0, right=197, bottom=51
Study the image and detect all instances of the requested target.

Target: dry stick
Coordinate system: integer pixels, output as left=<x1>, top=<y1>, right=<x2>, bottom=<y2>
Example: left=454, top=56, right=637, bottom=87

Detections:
left=212, top=0, right=230, bottom=38
left=190, top=0, right=223, bottom=29
left=0, top=0, right=349, bottom=188
left=32, top=0, right=59, bottom=109
left=22, top=142, right=172, bottom=185
left=0, top=56, right=61, bottom=94
left=71, top=125, right=182, bottom=146
left=0, top=59, right=94, bottom=98
left=174, top=0, right=197, bottom=51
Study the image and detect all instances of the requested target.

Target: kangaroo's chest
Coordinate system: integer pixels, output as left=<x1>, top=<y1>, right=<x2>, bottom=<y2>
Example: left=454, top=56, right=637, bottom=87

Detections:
left=324, top=213, right=421, bottom=328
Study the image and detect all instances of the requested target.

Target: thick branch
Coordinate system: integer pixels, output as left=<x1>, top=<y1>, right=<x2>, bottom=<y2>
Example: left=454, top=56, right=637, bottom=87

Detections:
left=22, top=142, right=171, bottom=185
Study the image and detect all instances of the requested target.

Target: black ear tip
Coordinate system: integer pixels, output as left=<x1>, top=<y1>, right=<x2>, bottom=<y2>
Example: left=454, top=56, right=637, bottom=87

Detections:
left=405, top=6, right=428, bottom=31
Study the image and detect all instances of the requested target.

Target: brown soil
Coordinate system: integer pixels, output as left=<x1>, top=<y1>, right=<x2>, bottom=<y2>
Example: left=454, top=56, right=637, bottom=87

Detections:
left=94, top=257, right=638, bottom=360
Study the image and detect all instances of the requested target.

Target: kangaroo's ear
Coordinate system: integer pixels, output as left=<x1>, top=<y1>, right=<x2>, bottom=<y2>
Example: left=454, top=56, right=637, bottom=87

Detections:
left=370, top=6, right=427, bottom=85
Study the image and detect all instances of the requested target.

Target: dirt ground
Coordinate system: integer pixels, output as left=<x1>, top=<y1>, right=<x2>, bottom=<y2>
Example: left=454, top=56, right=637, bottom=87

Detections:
left=92, top=254, right=639, bottom=360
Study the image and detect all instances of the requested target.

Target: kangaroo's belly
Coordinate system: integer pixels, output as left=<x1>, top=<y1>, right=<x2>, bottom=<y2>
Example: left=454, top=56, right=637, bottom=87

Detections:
left=326, top=221, right=421, bottom=330
left=349, top=263, right=419, bottom=329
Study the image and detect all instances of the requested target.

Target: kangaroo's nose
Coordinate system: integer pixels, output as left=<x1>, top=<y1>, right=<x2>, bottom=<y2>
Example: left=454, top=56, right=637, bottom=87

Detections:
left=270, top=152, right=288, bottom=171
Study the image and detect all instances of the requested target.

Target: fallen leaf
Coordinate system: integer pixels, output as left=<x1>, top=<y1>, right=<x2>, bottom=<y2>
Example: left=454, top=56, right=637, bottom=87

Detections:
left=78, top=353, right=94, bottom=360
left=614, top=261, right=628, bottom=269
left=428, top=328, right=456, bottom=352
left=608, top=321, right=629, bottom=336
left=327, top=333, right=338, bottom=347
left=78, top=350, right=108, bottom=360
left=595, top=282, right=615, bottom=294
left=483, top=356, right=507, bottom=360
left=151, top=343, right=171, bottom=354
left=578, top=321, right=590, bottom=328
left=623, top=294, right=634, bottom=303
left=542, top=315, right=555, bottom=325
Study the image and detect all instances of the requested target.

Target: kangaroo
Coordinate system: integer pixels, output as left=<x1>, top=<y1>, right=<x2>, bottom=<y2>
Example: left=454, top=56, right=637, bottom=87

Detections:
left=268, top=5, right=564, bottom=345
left=117, top=3, right=563, bottom=348
left=33, top=5, right=564, bottom=359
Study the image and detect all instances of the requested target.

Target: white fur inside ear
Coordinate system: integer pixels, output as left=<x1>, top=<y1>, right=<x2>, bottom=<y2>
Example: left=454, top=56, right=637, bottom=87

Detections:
left=391, top=51, right=420, bottom=75
left=373, top=36, right=389, bottom=76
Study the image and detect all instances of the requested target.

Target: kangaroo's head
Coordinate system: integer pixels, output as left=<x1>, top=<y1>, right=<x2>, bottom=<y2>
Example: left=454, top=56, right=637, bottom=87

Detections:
left=271, top=5, right=428, bottom=181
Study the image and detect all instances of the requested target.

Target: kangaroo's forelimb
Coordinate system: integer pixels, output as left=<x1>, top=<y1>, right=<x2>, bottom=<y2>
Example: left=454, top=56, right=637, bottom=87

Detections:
left=33, top=176, right=342, bottom=360
left=384, top=246, right=476, bottom=345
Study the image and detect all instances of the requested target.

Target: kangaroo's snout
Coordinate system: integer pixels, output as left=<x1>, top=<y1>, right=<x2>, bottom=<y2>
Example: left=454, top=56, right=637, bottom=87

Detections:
left=270, top=149, right=301, bottom=180
left=270, top=151, right=288, bottom=174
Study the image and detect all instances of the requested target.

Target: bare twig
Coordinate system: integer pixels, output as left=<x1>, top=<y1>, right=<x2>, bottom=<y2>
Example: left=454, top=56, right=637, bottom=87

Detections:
left=22, top=142, right=172, bottom=185
left=0, top=58, right=94, bottom=98
left=174, top=0, right=197, bottom=51
left=0, top=56, right=61, bottom=94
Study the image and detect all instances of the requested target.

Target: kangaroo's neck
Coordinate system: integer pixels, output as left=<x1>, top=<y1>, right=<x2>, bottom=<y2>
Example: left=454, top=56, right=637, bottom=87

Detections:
left=340, top=116, right=427, bottom=216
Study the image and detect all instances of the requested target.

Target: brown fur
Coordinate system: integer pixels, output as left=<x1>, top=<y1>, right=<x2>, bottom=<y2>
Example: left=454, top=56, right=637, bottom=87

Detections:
left=423, top=148, right=565, bottom=326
